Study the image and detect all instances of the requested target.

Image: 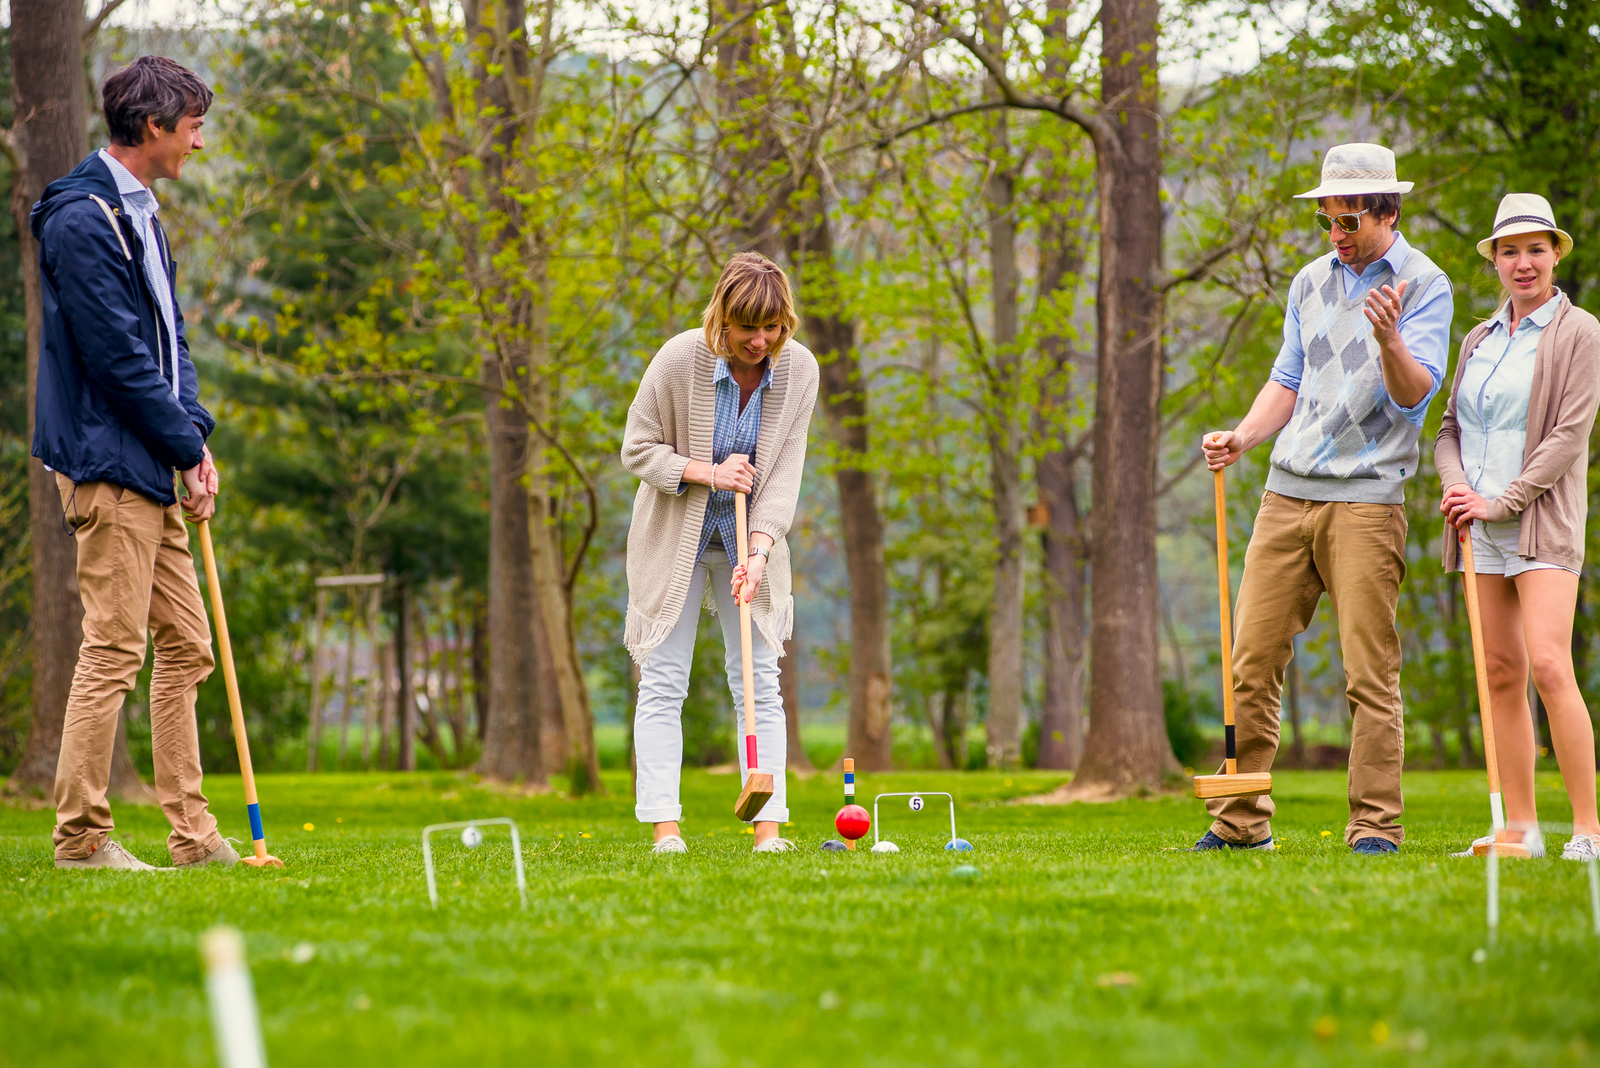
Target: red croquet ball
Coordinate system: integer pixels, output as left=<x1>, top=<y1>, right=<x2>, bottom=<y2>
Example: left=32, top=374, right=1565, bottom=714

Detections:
left=835, top=804, right=871, bottom=841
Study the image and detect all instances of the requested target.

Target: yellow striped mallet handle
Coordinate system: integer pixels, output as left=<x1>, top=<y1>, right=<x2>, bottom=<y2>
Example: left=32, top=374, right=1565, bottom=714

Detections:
left=1214, top=468, right=1238, bottom=774
left=197, top=520, right=283, bottom=868
left=1459, top=528, right=1507, bottom=829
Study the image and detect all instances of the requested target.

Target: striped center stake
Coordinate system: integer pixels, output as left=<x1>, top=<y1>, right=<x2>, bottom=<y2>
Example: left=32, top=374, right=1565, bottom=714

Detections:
left=844, top=757, right=856, bottom=802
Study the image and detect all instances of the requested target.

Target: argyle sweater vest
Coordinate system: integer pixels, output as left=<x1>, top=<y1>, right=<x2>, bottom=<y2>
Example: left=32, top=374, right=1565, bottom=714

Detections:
left=1266, top=248, right=1446, bottom=503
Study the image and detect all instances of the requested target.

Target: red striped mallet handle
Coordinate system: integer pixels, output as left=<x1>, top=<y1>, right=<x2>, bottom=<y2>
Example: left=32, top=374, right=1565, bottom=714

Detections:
left=735, top=492, right=759, bottom=774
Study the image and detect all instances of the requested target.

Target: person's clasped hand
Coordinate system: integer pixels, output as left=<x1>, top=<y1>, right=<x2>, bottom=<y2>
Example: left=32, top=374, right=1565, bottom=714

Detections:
left=731, top=553, right=765, bottom=605
left=181, top=444, right=220, bottom=522
left=713, top=452, right=756, bottom=494
left=1440, top=482, right=1490, bottom=530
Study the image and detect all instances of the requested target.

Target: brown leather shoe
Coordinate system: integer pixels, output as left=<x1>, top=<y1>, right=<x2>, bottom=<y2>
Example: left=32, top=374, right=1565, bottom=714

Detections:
left=177, top=840, right=242, bottom=868
left=55, top=839, right=172, bottom=871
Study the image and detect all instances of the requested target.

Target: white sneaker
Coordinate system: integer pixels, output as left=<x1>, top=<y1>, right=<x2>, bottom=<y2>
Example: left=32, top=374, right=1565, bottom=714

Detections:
left=1450, top=831, right=1545, bottom=858
left=55, top=839, right=172, bottom=870
left=1560, top=834, right=1600, bottom=861
left=752, top=837, right=795, bottom=853
left=651, top=835, right=687, bottom=854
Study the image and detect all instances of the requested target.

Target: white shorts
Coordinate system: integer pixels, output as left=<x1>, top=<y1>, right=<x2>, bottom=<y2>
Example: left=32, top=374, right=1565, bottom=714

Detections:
left=1457, top=519, right=1575, bottom=577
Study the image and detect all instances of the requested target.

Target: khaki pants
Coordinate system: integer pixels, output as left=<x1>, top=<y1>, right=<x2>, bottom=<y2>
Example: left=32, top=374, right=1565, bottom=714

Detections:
left=53, top=476, right=221, bottom=864
left=1207, top=491, right=1408, bottom=847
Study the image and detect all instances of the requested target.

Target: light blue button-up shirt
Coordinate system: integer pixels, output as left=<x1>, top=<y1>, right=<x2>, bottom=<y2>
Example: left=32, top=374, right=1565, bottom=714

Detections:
left=1456, top=292, right=1561, bottom=499
left=684, top=356, right=771, bottom=570
left=1269, top=231, right=1454, bottom=426
left=98, top=148, right=180, bottom=400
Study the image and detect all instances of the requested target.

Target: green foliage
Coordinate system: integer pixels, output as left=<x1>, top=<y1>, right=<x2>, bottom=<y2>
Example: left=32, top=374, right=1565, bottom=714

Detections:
left=1163, top=678, right=1217, bottom=769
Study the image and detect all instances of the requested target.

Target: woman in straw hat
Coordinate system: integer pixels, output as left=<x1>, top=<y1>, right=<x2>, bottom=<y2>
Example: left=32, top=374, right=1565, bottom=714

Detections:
left=1435, top=193, right=1600, bottom=861
left=620, top=252, right=819, bottom=855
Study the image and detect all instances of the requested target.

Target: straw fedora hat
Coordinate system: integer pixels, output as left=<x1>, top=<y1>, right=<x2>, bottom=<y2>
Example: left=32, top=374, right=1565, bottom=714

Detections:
left=1294, top=142, right=1414, bottom=199
left=1476, top=193, right=1574, bottom=260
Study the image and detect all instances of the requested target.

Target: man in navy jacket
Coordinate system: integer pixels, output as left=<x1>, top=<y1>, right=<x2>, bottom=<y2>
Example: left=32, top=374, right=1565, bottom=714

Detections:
left=33, top=56, right=235, bottom=869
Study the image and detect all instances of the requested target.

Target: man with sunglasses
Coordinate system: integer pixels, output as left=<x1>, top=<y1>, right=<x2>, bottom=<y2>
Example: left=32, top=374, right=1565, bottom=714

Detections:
left=1196, top=143, right=1454, bottom=856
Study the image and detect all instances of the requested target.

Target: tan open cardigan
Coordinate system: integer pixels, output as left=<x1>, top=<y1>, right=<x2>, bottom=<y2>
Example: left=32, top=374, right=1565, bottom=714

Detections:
left=620, top=329, right=819, bottom=663
left=1435, top=293, right=1600, bottom=572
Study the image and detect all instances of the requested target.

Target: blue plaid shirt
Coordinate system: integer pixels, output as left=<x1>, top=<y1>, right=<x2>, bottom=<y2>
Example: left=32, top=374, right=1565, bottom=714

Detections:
left=691, top=357, right=772, bottom=569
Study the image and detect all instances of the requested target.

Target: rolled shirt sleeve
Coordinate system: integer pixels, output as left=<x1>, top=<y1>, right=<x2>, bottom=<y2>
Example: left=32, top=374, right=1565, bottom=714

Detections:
left=1268, top=277, right=1307, bottom=393
left=1391, top=272, right=1454, bottom=425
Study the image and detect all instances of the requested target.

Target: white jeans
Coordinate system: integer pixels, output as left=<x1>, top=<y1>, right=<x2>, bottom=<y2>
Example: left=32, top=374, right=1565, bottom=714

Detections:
left=634, top=548, right=788, bottom=824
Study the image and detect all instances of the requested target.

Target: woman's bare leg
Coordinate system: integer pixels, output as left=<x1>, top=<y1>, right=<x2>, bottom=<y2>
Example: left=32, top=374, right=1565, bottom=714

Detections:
left=654, top=821, right=681, bottom=843
left=1473, top=572, right=1538, bottom=835
left=753, top=820, right=780, bottom=846
left=1514, top=569, right=1600, bottom=836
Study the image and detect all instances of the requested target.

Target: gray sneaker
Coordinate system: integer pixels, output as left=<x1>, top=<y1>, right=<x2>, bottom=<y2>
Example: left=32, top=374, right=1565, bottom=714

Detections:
left=1560, top=834, right=1600, bottom=861
left=177, top=840, right=241, bottom=868
left=752, top=837, right=796, bottom=853
left=55, top=839, right=172, bottom=871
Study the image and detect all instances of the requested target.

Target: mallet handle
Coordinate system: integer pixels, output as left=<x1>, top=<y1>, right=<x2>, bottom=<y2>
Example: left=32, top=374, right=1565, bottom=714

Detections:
left=197, top=521, right=268, bottom=851
left=1459, top=528, right=1507, bottom=826
left=735, top=492, right=759, bottom=772
left=1214, top=467, right=1238, bottom=775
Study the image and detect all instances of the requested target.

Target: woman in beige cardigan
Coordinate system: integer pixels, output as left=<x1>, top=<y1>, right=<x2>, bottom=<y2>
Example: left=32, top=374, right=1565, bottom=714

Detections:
left=1435, top=194, right=1600, bottom=861
left=620, top=253, right=819, bottom=854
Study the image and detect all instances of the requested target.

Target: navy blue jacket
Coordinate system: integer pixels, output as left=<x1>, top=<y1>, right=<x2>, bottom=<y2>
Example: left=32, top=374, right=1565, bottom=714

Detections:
left=31, top=152, right=212, bottom=507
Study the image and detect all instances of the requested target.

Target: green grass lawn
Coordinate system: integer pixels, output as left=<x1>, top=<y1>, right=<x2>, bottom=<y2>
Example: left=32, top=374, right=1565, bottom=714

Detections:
left=3, top=768, right=1598, bottom=1067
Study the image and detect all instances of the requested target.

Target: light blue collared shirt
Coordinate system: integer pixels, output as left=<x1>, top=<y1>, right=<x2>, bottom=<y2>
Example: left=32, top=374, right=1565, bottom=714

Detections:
left=686, top=357, right=772, bottom=570
left=1269, top=231, right=1454, bottom=426
left=1456, top=292, right=1561, bottom=499
left=98, top=148, right=180, bottom=400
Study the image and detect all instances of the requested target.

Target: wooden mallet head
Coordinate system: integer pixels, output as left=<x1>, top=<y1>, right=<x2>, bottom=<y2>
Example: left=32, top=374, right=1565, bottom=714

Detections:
left=735, top=772, right=775, bottom=822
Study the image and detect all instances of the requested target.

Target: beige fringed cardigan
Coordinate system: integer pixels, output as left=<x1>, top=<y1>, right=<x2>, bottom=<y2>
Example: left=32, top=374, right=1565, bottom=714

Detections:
left=621, top=329, right=819, bottom=663
left=1435, top=293, right=1600, bottom=572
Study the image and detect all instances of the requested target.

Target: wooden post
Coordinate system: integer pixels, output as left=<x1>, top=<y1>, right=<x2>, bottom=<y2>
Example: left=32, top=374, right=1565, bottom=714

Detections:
left=308, top=587, right=327, bottom=772
left=362, top=585, right=382, bottom=768
left=397, top=580, right=416, bottom=772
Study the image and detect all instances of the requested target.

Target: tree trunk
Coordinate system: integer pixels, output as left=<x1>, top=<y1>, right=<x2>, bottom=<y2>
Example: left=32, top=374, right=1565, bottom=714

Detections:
left=466, top=0, right=547, bottom=789
left=7, top=0, right=148, bottom=803
left=470, top=593, right=489, bottom=743
left=1036, top=452, right=1086, bottom=770
left=1070, top=0, right=1176, bottom=793
left=780, top=633, right=816, bottom=774
left=1286, top=634, right=1308, bottom=767
left=982, top=26, right=1025, bottom=768
left=786, top=193, right=893, bottom=772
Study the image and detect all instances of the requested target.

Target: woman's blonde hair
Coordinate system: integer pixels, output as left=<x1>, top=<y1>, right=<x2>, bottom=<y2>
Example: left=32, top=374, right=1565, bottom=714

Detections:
left=702, top=252, right=798, bottom=359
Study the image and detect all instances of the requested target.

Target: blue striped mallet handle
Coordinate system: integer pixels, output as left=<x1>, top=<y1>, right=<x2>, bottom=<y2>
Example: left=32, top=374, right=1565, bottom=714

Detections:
left=197, top=520, right=283, bottom=868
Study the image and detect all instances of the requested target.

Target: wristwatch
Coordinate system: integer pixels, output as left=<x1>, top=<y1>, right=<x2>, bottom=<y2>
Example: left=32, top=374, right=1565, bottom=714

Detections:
left=749, top=545, right=771, bottom=560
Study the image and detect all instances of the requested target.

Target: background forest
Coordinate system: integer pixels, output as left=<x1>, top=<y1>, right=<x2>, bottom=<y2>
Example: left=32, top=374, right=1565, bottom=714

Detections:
left=4, top=0, right=1599, bottom=796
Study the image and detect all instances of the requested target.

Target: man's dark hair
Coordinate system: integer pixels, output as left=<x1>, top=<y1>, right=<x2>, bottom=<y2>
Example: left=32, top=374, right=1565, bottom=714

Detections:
left=1358, top=193, right=1403, bottom=226
left=102, top=56, right=212, bottom=147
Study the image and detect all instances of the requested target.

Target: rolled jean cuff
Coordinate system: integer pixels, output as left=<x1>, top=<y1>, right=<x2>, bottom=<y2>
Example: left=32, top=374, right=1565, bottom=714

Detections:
left=750, top=803, right=789, bottom=824
left=635, top=803, right=683, bottom=824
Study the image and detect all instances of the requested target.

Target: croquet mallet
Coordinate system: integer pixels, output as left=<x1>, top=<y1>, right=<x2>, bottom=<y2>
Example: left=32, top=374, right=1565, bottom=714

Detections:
left=196, top=519, right=284, bottom=868
left=1193, top=465, right=1274, bottom=800
left=1458, top=527, right=1532, bottom=858
left=732, top=491, right=775, bottom=821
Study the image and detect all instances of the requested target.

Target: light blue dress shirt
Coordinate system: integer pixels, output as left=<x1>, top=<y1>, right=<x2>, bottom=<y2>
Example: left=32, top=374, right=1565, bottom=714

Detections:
left=683, top=356, right=771, bottom=571
left=1456, top=292, right=1561, bottom=499
left=98, top=148, right=180, bottom=400
left=1269, top=231, right=1454, bottom=426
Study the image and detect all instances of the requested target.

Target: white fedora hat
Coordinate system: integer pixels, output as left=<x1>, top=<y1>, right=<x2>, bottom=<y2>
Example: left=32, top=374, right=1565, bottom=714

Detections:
left=1476, top=193, right=1574, bottom=260
left=1294, top=142, right=1414, bottom=199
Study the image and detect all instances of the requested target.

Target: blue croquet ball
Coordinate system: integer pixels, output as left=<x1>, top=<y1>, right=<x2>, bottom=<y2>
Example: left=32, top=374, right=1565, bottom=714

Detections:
left=946, top=838, right=973, bottom=852
left=820, top=840, right=848, bottom=852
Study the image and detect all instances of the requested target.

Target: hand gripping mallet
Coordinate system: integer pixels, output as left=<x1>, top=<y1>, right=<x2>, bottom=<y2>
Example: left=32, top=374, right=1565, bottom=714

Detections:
left=732, top=492, right=776, bottom=821
left=1193, top=465, right=1273, bottom=800
left=1458, top=527, right=1532, bottom=859
left=196, top=520, right=284, bottom=867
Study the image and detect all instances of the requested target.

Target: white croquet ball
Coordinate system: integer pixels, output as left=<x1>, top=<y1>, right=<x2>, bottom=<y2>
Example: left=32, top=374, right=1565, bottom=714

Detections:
left=909, top=795, right=924, bottom=811
left=871, top=840, right=899, bottom=853
left=460, top=825, right=483, bottom=849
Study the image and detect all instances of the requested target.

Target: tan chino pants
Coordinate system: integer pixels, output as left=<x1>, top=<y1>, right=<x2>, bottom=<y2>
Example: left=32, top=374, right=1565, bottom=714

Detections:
left=53, top=476, right=222, bottom=864
left=1206, top=491, right=1408, bottom=847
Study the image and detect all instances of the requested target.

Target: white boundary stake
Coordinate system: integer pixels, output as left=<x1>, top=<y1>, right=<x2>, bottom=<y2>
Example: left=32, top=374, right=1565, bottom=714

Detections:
left=1480, top=820, right=1600, bottom=955
left=870, top=792, right=970, bottom=853
left=200, top=926, right=269, bottom=1068
left=422, top=817, right=527, bottom=910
